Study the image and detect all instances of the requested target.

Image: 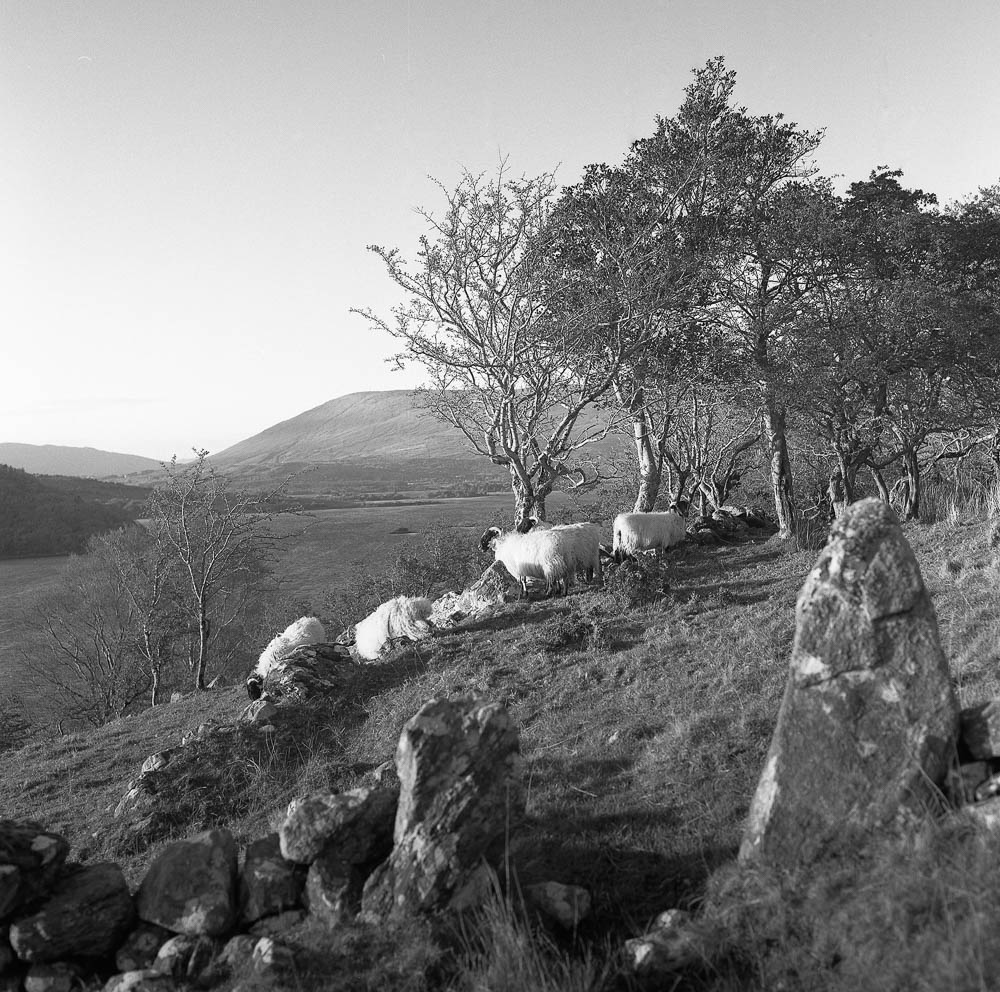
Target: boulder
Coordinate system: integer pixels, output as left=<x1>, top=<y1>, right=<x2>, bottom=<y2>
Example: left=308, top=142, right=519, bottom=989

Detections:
left=740, top=498, right=959, bottom=866
left=151, top=933, right=217, bottom=982
left=524, top=882, right=591, bottom=930
left=135, top=829, right=238, bottom=937
left=23, top=962, right=82, bottom=992
left=101, top=970, right=175, bottom=992
left=238, top=834, right=305, bottom=926
left=0, top=822, right=70, bottom=921
left=303, top=853, right=367, bottom=926
left=960, top=700, right=1000, bottom=760
left=115, top=923, right=173, bottom=972
left=430, top=562, right=520, bottom=626
left=9, top=863, right=135, bottom=963
left=279, top=788, right=397, bottom=866
left=361, top=695, right=524, bottom=918
left=263, top=643, right=358, bottom=701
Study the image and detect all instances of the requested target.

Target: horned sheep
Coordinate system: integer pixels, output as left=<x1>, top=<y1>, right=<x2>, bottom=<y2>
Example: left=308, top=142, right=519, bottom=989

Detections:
left=612, top=510, right=687, bottom=561
left=353, top=595, right=435, bottom=662
left=247, top=616, right=326, bottom=700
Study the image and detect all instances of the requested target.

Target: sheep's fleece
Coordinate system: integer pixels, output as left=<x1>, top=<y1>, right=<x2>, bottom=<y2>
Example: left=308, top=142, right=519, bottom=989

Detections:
left=247, top=616, right=326, bottom=699
left=353, top=595, right=434, bottom=661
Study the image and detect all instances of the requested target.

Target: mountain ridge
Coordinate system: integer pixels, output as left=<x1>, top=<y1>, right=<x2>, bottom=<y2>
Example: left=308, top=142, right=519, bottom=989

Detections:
left=0, top=443, right=164, bottom=479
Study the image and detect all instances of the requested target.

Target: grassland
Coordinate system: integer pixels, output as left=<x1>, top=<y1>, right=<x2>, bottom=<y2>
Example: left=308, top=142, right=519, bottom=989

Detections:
left=5, top=500, right=1000, bottom=990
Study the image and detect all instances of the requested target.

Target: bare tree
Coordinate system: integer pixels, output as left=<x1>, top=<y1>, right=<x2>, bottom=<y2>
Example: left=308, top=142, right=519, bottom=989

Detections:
left=355, top=166, right=636, bottom=528
left=147, top=451, right=280, bottom=690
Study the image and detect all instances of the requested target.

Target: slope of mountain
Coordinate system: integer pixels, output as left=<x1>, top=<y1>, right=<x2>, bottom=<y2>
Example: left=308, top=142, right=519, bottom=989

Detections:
left=0, top=443, right=163, bottom=479
left=210, top=391, right=477, bottom=469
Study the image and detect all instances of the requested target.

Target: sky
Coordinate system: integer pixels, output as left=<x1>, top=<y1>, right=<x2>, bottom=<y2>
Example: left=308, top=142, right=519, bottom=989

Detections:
left=2, top=0, right=999, bottom=460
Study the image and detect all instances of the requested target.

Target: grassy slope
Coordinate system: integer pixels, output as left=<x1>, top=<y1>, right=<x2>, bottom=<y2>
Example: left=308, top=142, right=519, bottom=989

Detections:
left=5, top=515, right=1000, bottom=990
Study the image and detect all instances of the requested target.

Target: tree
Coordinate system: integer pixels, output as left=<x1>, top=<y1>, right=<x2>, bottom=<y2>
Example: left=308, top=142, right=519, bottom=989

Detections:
left=93, top=525, right=186, bottom=706
left=682, top=60, right=824, bottom=538
left=356, top=166, right=637, bottom=528
left=147, top=451, right=280, bottom=690
left=26, top=548, right=153, bottom=727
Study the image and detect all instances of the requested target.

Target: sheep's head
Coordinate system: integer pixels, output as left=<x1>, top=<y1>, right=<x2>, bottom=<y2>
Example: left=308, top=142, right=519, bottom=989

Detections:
left=479, top=526, right=502, bottom=552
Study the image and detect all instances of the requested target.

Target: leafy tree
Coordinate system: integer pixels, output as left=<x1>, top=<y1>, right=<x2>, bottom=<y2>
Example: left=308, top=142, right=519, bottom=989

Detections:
left=355, top=166, right=638, bottom=528
left=683, top=60, right=824, bottom=537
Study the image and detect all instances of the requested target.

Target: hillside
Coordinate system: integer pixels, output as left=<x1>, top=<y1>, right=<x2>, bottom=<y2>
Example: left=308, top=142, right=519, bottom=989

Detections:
left=7, top=509, right=1000, bottom=990
left=0, top=442, right=164, bottom=479
left=0, top=465, right=148, bottom=558
left=210, top=390, right=622, bottom=491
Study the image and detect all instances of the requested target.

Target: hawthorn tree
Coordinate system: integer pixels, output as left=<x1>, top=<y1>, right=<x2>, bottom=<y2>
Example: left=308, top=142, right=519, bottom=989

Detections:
left=356, top=166, right=635, bottom=527
left=147, top=451, right=280, bottom=690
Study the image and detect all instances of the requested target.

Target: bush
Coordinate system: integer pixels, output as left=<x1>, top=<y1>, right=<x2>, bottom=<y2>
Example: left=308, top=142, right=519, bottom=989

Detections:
left=603, top=555, right=672, bottom=611
left=324, top=525, right=487, bottom=632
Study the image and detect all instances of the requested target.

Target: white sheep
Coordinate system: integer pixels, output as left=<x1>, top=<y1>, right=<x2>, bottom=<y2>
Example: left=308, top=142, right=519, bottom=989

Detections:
left=480, top=523, right=601, bottom=597
left=526, top=518, right=603, bottom=584
left=247, top=616, right=326, bottom=699
left=353, top=595, right=435, bottom=662
left=612, top=510, right=687, bottom=561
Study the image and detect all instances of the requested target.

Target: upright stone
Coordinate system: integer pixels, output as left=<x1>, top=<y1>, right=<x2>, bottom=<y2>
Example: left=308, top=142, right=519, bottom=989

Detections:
left=361, top=695, right=524, bottom=918
left=740, top=498, right=958, bottom=866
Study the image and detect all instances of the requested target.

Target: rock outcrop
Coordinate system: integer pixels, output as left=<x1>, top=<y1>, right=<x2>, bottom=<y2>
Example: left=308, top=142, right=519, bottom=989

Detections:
left=361, top=695, right=524, bottom=918
left=740, top=498, right=959, bottom=866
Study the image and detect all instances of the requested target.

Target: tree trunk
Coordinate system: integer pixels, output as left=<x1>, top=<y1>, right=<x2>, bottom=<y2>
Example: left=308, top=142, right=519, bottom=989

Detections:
left=893, top=449, right=921, bottom=520
left=630, top=395, right=662, bottom=513
left=763, top=399, right=795, bottom=539
left=828, top=468, right=848, bottom=520
left=195, top=612, right=210, bottom=690
left=510, top=470, right=535, bottom=531
left=869, top=463, right=891, bottom=503
left=150, top=666, right=160, bottom=708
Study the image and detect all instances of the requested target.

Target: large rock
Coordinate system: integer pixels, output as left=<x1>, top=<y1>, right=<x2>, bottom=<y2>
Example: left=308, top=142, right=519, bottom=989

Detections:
left=263, top=644, right=359, bottom=701
left=960, top=699, right=1000, bottom=760
left=9, top=863, right=135, bottom=963
left=0, top=822, right=70, bottom=922
left=279, top=789, right=397, bottom=866
left=430, top=562, right=520, bottom=626
left=740, top=498, right=959, bottom=866
left=361, top=696, right=524, bottom=918
left=238, top=834, right=305, bottom=926
left=135, top=829, right=238, bottom=937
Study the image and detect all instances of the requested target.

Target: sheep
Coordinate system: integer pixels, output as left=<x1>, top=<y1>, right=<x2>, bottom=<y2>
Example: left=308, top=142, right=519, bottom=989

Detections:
left=480, top=522, right=601, bottom=597
left=353, top=595, right=434, bottom=662
left=247, top=616, right=326, bottom=700
left=612, top=510, right=687, bottom=562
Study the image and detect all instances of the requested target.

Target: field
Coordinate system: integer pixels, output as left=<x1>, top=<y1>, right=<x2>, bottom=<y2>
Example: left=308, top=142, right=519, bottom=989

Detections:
left=0, top=554, right=68, bottom=663
left=7, top=502, right=1000, bottom=990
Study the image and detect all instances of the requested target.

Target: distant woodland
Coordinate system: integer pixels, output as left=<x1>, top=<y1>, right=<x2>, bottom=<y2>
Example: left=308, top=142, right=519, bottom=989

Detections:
left=0, top=464, right=149, bottom=557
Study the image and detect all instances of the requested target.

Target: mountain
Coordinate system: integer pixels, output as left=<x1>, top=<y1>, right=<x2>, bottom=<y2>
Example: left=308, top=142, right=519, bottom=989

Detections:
left=211, top=391, right=478, bottom=470
left=0, top=443, right=164, bottom=479
left=210, top=390, right=623, bottom=493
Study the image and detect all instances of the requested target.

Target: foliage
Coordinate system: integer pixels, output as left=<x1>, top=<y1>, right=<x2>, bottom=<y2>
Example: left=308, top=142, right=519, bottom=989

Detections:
left=0, top=463, right=140, bottom=558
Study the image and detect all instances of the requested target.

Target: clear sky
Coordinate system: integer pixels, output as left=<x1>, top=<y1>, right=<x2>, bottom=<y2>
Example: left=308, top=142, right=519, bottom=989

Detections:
left=3, top=0, right=998, bottom=459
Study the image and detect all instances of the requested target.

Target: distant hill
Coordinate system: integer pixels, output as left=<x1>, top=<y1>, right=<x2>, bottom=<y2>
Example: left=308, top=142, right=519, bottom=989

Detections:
left=0, top=465, right=149, bottom=558
left=0, top=443, right=164, bottom=479
left=211, top=391, right=477, bottom=469
left=210, top=390, right=622, bottom=493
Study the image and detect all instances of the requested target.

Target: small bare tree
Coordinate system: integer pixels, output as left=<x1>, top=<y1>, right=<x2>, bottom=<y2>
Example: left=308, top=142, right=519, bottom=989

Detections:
left=147, top=451, right=281, bottom=690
